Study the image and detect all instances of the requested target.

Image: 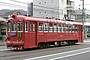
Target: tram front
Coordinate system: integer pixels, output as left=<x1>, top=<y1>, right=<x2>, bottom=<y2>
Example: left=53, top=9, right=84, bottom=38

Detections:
left=6, top=16, right=24, bottom=49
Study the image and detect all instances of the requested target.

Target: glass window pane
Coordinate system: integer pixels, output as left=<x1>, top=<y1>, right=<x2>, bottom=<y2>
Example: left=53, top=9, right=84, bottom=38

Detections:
left=58, top=24, right=61, bottom=32
left=54, top=24, right=57, bottom=32
left=38, top=22, right=43, bottom=32
left=30, top=23, right=33, bottom=32
left=49, top=23, right=53, bottom=32
left=7, top=23, right=11, bottom=31
left=17, top=23, right=22, bottom=31
left=25, top=22, right=28, bottom=31
left=44, top=23, right=48, bottom=32
left=30, top=22, right=36, bottom=32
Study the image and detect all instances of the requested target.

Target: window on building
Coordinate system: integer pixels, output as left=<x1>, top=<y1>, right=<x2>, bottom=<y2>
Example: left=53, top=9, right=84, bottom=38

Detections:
left=44, top=2, right=46, bottom=4
left=39, top=2, right=41, bottom=4
left=45, top=11, right=46, bottom=14
left=40, top=12, right=41, bottom=14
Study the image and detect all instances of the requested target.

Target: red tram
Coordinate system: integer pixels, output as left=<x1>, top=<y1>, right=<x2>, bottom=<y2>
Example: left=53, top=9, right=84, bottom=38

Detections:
left=6, top=15, right=84, bottom=50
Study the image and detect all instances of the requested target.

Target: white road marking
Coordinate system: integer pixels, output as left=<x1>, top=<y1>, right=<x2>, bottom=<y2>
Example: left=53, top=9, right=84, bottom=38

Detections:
left=0, top=46, right=10, bottom=51
left=0, top=49, right=10, bottom=51
left=49, top=50, right=90, bottom=60
left=24, top=47, right=90, bottom=60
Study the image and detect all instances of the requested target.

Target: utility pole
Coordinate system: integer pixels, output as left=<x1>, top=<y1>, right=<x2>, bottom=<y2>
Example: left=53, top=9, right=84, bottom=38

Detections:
left=81, top=0, right=87, bottom=39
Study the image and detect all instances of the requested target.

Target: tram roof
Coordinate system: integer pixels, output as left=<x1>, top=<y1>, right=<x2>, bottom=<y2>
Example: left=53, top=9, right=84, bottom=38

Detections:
left=17, top=15, right=83, bottom=25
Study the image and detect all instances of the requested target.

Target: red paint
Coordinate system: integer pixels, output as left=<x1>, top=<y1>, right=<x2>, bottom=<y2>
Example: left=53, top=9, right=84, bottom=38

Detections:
left=6, top=15, right=83, bottom=49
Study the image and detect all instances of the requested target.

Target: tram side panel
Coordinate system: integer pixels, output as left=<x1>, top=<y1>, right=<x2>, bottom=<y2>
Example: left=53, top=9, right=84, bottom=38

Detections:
left=24, top=21, right=38, bottom=48
left=78, top=25, right=84, bottom=43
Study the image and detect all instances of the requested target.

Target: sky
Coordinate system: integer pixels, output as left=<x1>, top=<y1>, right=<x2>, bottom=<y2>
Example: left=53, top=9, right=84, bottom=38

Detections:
left=0, top=0, right=33, bottom=11
left=0, top=0, right=90, bottom=10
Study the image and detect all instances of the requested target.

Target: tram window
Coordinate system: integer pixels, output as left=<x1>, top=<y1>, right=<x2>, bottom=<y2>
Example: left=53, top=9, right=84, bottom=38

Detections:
left=62, top=24, right=65, bottom=32
left=58, top=24, right=61, bottom=32
left=30, top=23, right=33, bottom=32
left=11, top=24, right=14, bottom=31
left=17, top=23, right=22, bottom=31
left=7, top=23, right=11, bottom=31
left=44, top=23, right=48, bottom=32
left=30, top=22, right=35, bottom=32
left=68, top=24, right=72, bottom=32
left=64, top=24, right=66, bottom=32
left=49, top=23, right=53, bottom=32
left=65, top=24, right=68, bottom=32
left=13, top=24, right=16, bottom=31
left=72, top=25, right=78, bottom=32
left=54, top=24, right=57, bottom=32
left=66, top=24, right=70, bottom=32
left=75, top=25, right=78, bottom=32
left=33, top=24, right=35, bottom=31
left=38, top=22, right=43, bottom=32
left=25, top=22, right=28, bottom=31
left=8, top=23, right=16, bottom=31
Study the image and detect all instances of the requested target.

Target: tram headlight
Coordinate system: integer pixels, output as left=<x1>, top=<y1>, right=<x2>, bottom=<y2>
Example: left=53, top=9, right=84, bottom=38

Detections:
left=6, top=41, right=10, bottom=43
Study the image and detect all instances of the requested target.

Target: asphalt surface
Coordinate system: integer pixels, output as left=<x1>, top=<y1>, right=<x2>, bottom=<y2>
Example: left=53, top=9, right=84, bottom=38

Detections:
left=56, top=52, right=90, bottom=60
left=0, top=39, right=90, bottom=60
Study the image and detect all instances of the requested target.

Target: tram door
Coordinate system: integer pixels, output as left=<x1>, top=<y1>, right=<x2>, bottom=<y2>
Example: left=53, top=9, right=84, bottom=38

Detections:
left=17, top=22, right=23, bottom=41
left=24, top=21, right=37, bottom=48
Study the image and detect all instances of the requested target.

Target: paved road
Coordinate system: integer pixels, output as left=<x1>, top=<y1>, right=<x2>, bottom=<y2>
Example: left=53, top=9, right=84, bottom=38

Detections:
left=0, top=40, right=90, bottom=60
left=56, top=52, right=90, bottom=60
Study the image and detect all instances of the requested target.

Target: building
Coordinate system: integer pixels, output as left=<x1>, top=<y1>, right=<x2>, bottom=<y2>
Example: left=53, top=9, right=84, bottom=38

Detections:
left=75, top=9, right=90, bottom=22
left=28, top=2, right=33, bottom=16
left=28, top=0, right=74, bottom=20
left=66, top=0, right=75, bottom=20
left=75, top=9, right=90, bottom=38
left=32, top=0, right=67, bottom=19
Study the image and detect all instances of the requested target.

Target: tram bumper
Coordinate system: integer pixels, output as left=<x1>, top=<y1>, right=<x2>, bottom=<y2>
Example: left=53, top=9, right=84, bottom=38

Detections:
left=6, top=40, right=24, bottom=48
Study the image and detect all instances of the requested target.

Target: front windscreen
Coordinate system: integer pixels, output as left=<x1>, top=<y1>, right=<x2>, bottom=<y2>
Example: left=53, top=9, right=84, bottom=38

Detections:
left=8, top=22, right=16, bottom=31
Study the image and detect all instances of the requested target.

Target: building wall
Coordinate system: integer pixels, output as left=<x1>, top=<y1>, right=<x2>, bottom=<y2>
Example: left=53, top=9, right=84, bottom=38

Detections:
left=28, top=3, right=33, bottom=16
left=33, top=0, right=67, bottom=19
left=75, top=9, right=90, bottom=22
left=59, top=0, right=67, bottom=19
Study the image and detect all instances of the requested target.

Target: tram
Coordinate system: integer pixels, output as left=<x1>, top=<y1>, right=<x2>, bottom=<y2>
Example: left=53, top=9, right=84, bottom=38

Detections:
left=5, top=15, right=84, bottom=50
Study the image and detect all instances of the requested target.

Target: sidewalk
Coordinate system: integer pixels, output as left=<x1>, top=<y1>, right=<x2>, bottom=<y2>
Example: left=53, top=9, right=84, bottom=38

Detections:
left=84, top=39, right=90, bottom=42
left=0, top=41, right=10, bottom=51
left=0, top=40, right=5, bottom=46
